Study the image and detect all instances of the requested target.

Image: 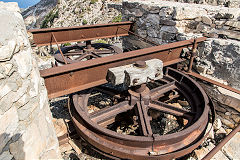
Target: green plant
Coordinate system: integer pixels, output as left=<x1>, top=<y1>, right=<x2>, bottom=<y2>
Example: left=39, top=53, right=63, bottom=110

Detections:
left=82, top=19, right=87, bottom=25
left=63, top=42, right=71, bottom=46
left=90, top=0, right=98, bottom=4
left=41, top=9, right=59, bottom=28
left=112, top=14, right=122, bottom=23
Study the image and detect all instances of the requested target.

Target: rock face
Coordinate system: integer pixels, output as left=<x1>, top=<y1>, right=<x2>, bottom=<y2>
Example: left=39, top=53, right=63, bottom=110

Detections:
left=197, top=38, right=240, bottom=90
left=21, top=0, right=58, bottom=29
left=22, top=0, right=122, bottom=29
left=0, top=2, right=60, bottom=159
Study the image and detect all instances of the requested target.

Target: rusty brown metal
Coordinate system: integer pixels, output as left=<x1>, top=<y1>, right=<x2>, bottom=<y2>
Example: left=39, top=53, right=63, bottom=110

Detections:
left=28, top=21, right=133, bottom=46
left=54, top=43, right=122, bottom=65
left=186, top=71, right=240, bottom=95
left=69, top=67, right=213, bottom=160
left=202, top=123, right=240, bottom=160
left=40, top=37, right=206, bottom=99
left=51, top=33, right=68, bottom=64
left=187, top=38, right=197, bottom=73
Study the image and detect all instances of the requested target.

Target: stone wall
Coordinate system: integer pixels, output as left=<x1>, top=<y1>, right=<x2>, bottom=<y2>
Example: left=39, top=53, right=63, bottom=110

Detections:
left=122, top=0, right=240, bottom=90
left=162, top=0, right=240, bottom=8
left=0, top=2, right=60, bottom=160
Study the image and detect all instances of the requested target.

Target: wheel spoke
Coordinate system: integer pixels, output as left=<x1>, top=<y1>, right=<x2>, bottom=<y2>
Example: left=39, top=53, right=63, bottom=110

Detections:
left=94, top=86, right=123, bottom=99
left=90, top=101, right=134, bottom=125
left=149, top=100, right=194, bottom=120
left=75, top=53, right=90, bottom=60
left=135, top=101, right=152, bottom=136
left=64, top=51, right=83, bottom=56
left=150, top=81, right=177, bottom=100
left=90, top=52, right=101, bottom=58
left=94, top=49, right=113, bottom=54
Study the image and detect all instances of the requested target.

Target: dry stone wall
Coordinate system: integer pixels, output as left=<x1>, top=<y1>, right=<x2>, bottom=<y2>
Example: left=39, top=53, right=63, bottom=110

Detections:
left=0, top=2, right=60, bottom=160
left=162, top=0, right=240, bottom=8
left=122, top=0, right=240, bottom=90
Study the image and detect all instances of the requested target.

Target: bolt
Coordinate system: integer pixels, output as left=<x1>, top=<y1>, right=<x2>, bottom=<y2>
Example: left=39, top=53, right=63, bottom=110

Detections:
left=135, top=61, right=146, bottom=68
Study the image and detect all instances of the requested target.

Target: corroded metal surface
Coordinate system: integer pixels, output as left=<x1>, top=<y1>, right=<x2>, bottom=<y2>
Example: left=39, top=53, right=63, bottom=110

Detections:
left=69, top=68, right=213, bottom=160
left=40, top=37, right=206, bottom=99
left=28, top=21, right=133, bottom=46
left=54, top=43, right=122, bottom=65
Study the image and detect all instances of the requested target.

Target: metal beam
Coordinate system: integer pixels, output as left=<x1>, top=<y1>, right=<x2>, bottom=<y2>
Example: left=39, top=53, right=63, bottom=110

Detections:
left=28, top=21, right=133, bottom=46
left=40, top=37, right=207, bottom=99
left=186, top=72, right=240, bottom=95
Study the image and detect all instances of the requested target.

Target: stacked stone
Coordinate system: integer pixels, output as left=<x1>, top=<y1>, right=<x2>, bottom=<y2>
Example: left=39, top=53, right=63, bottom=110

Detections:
left=122, top=0, right=240, bottom=44
left=122, top=0, right=240, bottom=89
left=0, top=2, right=60, bottom=160
left=161, top=0, right=240, bottom=8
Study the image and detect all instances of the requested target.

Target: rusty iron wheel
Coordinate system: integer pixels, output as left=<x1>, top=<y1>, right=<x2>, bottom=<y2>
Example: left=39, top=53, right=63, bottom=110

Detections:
left=69, top=67, right=213, bottom=160
left=54, top=42, right=123, bottom=65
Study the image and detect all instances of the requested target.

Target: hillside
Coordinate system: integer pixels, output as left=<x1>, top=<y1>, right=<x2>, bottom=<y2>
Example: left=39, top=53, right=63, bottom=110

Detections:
left=22, top=0, right=122, bottom=29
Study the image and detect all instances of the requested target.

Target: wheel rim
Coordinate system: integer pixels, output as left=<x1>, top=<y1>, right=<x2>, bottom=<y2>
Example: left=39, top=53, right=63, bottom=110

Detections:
left=54, top=43, right=123, bottom=65
left=69, top=67, right=212, bottom=160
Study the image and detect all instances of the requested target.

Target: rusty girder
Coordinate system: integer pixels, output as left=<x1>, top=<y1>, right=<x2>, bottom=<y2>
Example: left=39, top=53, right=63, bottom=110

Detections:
left=40, top=37, right=207, bottom=99
left=28, top=21, right=133, bottom=46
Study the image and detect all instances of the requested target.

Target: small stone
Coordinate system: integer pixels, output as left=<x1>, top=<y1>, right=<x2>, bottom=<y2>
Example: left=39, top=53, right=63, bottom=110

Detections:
left=9, top=136, right=25, bottom=160
left=0, top=151, right=13, bottom=160
left=194, top=142, right=228, bottom=160
left=59, top=143, right=72, bottom=153
left=206, top=123, right=214, bottom=140
left=221, top=119, right=235, bottom=129
left=222, top=132, right=240, bottom=159
left=202, top=16, right=212, bottom=25
left=52, top=118, right=68, bottom=137
left=169, top=103, right=183, bottom=109
left=160, top=26, right=178, bottom=34
left=177, top=100, right=189, bottom=107
left=0, top=40, right=16, bottom=61
left=208, top=32, right=218, bottom=38
left=69, top=139, right=82, bottom=155
left=215, top=105, right=226, bottom=113
left=225, top=112, right=231, bottom=116
left=149, top=6, right=160, bottom=14
left=134, top=9, right=143, bottom=17
left=195, top=17, right=202, bottom=22
left=210, top=24, right=216, bottom=28
left=40, top=149, right=61, bottom=159
left=225, top=129, right=232, bottom=135
left=216, top=127, right=227, bottom=134
left=231, top=115, right=240, bottom=123
left=213, top=118, right=222, bottom=131
left=159, top=19, right=176, bottom=26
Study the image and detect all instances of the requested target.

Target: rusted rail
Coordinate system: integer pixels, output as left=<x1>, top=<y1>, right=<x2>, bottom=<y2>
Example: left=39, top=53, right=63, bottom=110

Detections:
left=202, top=124, right=240, bottom=160
left=186, top=72, right=240, bottom=95
left=28, top=21, right=133, bottom=46
left=40, top=37, right=206, bottom=99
